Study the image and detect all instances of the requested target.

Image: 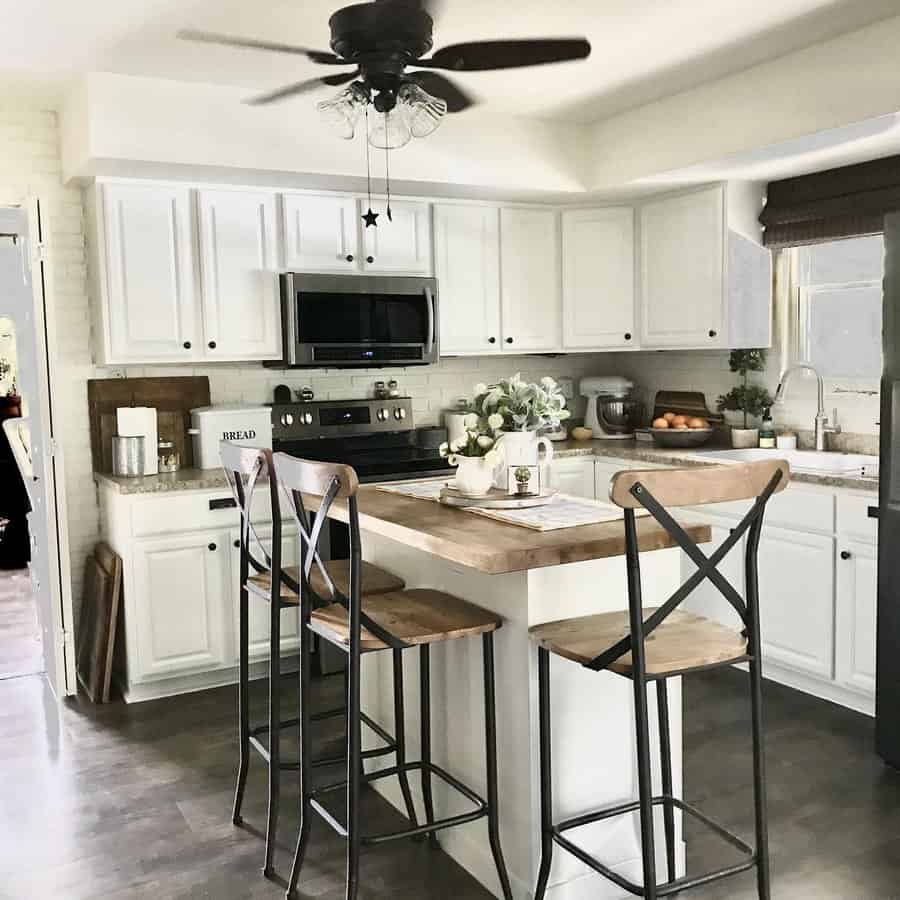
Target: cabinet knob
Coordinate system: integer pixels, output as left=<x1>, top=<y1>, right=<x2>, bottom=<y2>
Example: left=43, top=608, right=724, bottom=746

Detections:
left=345, top=254, right=354, bottom=262
left=488, top=337, right=496, bottom=344
left=233, top=539, right=240, bottom=549
left=505, top=337, right=514, bottom=344
left=183, top=341, right=192, bottom=350
left=208, top=340, right=217, bottom=350
left=208, top=542, right=217, bottom=552
left=841, top=550, right=852, bottom=560
left=708, top=329, right=717, bottom=338
left=624, top=332, right=632, bottom=341
left=366, top=255, right=374, bottom=264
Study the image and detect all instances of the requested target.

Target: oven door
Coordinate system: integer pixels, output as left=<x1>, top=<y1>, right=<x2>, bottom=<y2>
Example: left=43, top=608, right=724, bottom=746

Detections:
left=282, top=273, right=438, bottom=367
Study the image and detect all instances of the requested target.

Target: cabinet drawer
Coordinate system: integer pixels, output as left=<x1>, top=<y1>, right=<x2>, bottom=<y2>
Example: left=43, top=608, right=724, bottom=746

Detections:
left=687, top=484, right=835, bottom=534
left=130, top=489, right=281, bottom=537
left=593, top=456, right=668, bottom=504
left=836, top=493, right=879, bottom=544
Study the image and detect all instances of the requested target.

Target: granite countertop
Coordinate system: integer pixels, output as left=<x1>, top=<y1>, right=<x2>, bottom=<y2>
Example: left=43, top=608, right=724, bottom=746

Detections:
left=94, top=439, right=879, bottom=496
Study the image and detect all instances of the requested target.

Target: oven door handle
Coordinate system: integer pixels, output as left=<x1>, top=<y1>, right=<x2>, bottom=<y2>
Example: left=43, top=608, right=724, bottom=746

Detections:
left=424, top=285, right=435, bottom=357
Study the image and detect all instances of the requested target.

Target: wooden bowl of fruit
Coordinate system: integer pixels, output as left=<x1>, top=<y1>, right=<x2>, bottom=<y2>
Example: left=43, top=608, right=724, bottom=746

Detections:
left=649, top=412, right=714, bottom=448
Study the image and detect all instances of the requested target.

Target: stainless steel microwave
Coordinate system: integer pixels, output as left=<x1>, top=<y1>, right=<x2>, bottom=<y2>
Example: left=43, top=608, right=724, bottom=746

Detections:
left=276, top=273, right=439, bottom=368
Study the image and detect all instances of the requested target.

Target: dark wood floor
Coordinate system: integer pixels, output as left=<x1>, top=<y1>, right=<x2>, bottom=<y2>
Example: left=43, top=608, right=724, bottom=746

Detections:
left=0, top=568, right=43, bottom=679
left=1, top=664, right=898, bottom=898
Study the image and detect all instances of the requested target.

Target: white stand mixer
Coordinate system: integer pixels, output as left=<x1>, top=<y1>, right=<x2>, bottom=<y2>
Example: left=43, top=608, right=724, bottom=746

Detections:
left=580, top=376, right=640, bottom=439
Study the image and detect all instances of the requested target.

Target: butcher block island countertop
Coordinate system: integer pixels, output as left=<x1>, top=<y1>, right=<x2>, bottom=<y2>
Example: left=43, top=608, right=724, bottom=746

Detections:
left=307, top=484, right=711, bottom=574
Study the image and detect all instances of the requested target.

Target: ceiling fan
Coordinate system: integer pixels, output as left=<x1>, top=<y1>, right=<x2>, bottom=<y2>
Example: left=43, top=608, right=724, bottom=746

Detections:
left=178, top=0, right=591, bottom=148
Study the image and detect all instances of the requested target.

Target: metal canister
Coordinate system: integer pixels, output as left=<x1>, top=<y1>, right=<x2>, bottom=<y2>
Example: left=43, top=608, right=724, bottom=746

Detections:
left=112, top=434, right=145, bottom=477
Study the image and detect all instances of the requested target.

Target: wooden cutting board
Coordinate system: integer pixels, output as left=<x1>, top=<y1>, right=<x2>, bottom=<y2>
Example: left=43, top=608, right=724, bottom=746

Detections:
left=651, top=390, right=722, bottom=424
left=88, top=376, right=211, bottom=473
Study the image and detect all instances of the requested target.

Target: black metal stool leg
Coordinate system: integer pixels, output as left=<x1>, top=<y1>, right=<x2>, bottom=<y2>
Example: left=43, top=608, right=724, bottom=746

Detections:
left=420, top=644, right=440, bottom=849
left=346, top=625, right=363, bottom=900
left=483, top=633, right=513, bottom=900
left=749, top=654, right=771, bottom=899
left=263, top=600, right=282, bottom=879
left=656, top=679, right=677, bottom=884
left=535, top=646, right=553, bottom=900
left=232, top=583, right=250, bottom=827
left=633, top=673, right=658, bottom=899
left=391, top=648, right=420, bottom=837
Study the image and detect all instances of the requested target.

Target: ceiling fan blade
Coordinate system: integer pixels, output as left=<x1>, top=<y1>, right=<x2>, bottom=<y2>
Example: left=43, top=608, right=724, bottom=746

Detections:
left=177, top=29, right=346, bottom=65
left=244, top=71, right=358, bottom=106
left=415, top=38, right=591, bottom=72
left=408, top=72, right=475, bottom=113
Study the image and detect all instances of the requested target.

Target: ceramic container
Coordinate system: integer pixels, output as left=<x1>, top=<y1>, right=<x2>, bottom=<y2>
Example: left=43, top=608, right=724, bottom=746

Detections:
left=453, top=455, right=496, bottom=496
left=494, top=430, right=554, bottom=492
left=731, top=427, right=760, bottom=449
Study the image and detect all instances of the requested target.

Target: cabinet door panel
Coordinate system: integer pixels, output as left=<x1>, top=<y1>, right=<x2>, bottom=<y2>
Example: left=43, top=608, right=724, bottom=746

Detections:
left=198, top=189, right=281, bottom=360
left=757, top=527, right=834, bottom=678
left=132, top=532, right=228, bottom=679
left=836, top=538, right=877, bottom=696
left=102, top=183, right=198, bottom=362
left=434, top=204, right=501, bottom=355
left=563, top=208, right=635, bottom=349
left=229, top=525, right=302, bottom=662
left=548, top=459, right=595, bottom=499
left=640, top=186, right=724, bottom=348
left=500, top=207, right=560, bottom=351
left=362, top=201, right=432, bottom=274
left=283, top=194, right=359, bottom=272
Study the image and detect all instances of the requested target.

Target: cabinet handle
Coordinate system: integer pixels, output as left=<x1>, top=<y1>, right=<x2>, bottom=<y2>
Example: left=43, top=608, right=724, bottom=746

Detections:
left=841, top=550, right=852, bottom=560
left=345, top=254, right=354, bottom=262
left=208, top=542, right=217, bottom=552
left=708, top=329, right=717, bottom=338
left=233, top=539, right=240, bottom=549
left=183, top=341, right=192, bottom=350
left=488, top=337, right=496, bottom=344
left=624, top=332, right=632, bottom=341
left=208, top=340, right=217, bottom=350
left=366, top=255, right=374, bottom=264
left=505, top=337, right=514, bottom=344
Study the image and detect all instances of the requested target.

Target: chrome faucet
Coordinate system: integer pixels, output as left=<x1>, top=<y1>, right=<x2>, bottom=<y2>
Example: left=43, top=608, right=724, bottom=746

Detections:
left=774, top=362, right=841, bottom=451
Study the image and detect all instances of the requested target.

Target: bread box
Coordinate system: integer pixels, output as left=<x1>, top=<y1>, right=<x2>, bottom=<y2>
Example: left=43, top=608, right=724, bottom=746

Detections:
left=190, top=405, right=273, bottom=470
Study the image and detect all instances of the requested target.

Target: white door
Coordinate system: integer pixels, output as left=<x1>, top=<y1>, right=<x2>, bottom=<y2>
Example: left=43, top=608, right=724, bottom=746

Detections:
left=197, top=189, right=282, bottom=360
left=361, top=200, right=432, bottom=274
left=132, top=531, right=229, bottom=679
left=101, top=182, right=200, bottom=362
left=0, top=204, right=75, bottom=697
left=562, top=208, right=636, bottom=350
left=282, top=193, right=359, bottom=272
left=757, top=526, right=835, bottom=678
left=229, top=524, right=302, bottom=662
left=835, top=537, right=877, bottom=696
left=640, top=186, right=725, bottom=349
left=499, top=207, right=560, bottom=351
left=433, top=204, right=501, bottom=355
left=548, top=458, right=595, bottom=499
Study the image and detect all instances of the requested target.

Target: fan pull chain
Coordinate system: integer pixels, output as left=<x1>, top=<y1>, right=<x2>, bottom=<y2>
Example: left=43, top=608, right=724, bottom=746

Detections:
left=384, top=127, right=393, bottom=222
left=361, top=106, right=378, bottom=228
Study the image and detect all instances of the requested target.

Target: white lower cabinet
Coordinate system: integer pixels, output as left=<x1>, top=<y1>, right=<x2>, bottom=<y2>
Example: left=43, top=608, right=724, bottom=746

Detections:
left=229, top=524, right=302, bottom=662
left=835, top=537, right=878, bottom=696
left=548, top=457, right=595, bottom=499
left=132, top=530, right=230, bottom=680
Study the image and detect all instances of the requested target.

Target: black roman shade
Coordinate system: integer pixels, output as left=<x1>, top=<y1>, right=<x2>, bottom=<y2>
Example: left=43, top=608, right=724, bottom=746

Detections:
left=760, top=154, right=900, bottom=248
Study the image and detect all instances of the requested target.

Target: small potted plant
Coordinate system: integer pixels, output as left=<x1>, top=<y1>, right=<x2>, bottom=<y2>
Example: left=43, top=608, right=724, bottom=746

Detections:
left=439, top=416, right=503, bottom=496
left=717, top=350, right=774, bottom=449
left=513, top=465, right=534, bottom=496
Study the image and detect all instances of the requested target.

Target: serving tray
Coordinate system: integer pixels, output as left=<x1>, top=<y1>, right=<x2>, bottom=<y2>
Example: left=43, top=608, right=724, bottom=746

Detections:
left=439, top=485, right=558, bottom=509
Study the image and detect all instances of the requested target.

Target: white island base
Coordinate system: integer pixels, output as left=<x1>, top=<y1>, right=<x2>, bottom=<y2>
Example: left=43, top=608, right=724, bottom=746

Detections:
left=359, top=531, right=686, bottom=900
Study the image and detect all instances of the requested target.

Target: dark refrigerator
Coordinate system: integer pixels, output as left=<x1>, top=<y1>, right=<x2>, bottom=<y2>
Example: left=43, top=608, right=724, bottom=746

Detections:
left=877, top=212, right=900, bottom=767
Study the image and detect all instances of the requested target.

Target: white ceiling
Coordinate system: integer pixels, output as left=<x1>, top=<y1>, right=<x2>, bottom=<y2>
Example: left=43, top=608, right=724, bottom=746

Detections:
left=3, top=0, right=900, bottom=121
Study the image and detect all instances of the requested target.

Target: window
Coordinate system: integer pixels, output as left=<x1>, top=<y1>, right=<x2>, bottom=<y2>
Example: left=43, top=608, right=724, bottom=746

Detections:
left=792, top=235, right=883, bottom=379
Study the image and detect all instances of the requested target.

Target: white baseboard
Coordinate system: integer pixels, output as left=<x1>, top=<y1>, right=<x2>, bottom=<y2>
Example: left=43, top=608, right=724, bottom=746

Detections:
left=761, top=663, right=874, bottom=717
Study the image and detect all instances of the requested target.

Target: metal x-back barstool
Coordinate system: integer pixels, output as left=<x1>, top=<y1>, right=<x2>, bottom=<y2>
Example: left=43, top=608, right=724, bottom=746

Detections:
left=220, top=443, right=414, bottom=879
left=529, top=458, right=790, bottom=900
left=273, top=452, right=512, bottom=900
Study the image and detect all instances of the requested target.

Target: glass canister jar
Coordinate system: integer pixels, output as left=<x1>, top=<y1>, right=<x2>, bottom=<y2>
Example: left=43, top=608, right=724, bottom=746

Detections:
left=157, top=440, right=180, bottom=473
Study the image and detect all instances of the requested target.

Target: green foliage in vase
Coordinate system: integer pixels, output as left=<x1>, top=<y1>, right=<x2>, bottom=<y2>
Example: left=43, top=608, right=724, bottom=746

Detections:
left=716, top=349, right=773, bottom=428
left=468, top=373, right=571, bottom=432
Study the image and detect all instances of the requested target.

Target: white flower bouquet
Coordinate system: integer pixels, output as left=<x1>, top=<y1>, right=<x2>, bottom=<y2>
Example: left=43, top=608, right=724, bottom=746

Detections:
left=439, top=413, right=502, bottom=466
left=469, top=374, right=571, bottom=433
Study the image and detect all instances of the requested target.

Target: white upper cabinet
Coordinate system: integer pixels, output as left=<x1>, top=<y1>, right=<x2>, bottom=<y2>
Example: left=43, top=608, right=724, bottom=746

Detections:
left=361, top=200, right=432, bottom=274
left=434, top=204, right=501, bottom=355
left=282, top=193, right=359, bottom=272
left=99, top=182, right=199, bottom=363
left=197, top=189, right=281, bottom=360
left=562, top=208, right=635, bottom=350
left=499, top=207, right=561, bottom=352
left=640, top=185, right=725, bottom=349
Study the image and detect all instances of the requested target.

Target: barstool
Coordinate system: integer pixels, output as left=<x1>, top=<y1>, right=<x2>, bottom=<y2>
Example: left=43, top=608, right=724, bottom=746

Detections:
left=273, top=452, right=513, bottom=900
left=528, top=459, right=790, bottom=900
left=220, top=443, right=415, bottom=879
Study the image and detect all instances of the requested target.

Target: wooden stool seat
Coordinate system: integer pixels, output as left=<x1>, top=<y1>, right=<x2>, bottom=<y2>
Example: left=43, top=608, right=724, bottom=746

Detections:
left=530, top=608, right=748, bottom=676
left=247, top=560, right=405, bottom=604
left=310, top=588, right=503, bottom=651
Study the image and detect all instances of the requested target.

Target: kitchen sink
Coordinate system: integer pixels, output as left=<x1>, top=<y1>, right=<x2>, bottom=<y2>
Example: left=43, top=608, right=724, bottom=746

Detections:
left=692, top=447, right=879, bottom=477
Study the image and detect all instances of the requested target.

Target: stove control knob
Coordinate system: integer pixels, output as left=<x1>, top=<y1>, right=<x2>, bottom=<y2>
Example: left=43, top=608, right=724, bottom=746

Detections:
left=393, top=407, right=407, bottom=421
left=302, top=412, right=314, bottom=425
left=376, top=408, right=388, bottom=422
left=280, top=412, right=294, bottom=427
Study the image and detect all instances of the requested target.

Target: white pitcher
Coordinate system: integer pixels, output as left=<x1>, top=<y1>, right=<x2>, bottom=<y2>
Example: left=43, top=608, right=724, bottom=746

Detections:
left=494, top=430, right=554, bottom=493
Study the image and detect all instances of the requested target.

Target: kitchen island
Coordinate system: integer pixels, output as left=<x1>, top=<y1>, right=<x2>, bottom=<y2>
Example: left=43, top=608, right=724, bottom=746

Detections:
left=306, top=485, right=711, bottom=900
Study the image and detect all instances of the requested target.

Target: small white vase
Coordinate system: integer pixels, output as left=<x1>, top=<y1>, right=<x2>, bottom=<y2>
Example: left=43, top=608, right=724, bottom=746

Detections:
left=731, top=427, right=760, bottom=449
left=494, top=430, right=554, bottom=492
left=453, top=455, right=495, bottom=496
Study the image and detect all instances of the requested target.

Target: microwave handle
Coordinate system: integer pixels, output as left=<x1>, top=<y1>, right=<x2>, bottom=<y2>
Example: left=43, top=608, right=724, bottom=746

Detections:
left=424, top=285, right=435, bottom=356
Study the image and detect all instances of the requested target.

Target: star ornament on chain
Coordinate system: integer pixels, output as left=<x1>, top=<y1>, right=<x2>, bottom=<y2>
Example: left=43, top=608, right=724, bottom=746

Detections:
left=362, top=207, right=379, bottom=228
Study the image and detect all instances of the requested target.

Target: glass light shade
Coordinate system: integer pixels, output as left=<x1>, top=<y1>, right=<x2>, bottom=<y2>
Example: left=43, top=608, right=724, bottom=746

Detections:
left=367, top=108, right=411, bottom=149
left=317, top=83, right=368, bottom=140
left=398, top=82, right=448, bottom=139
